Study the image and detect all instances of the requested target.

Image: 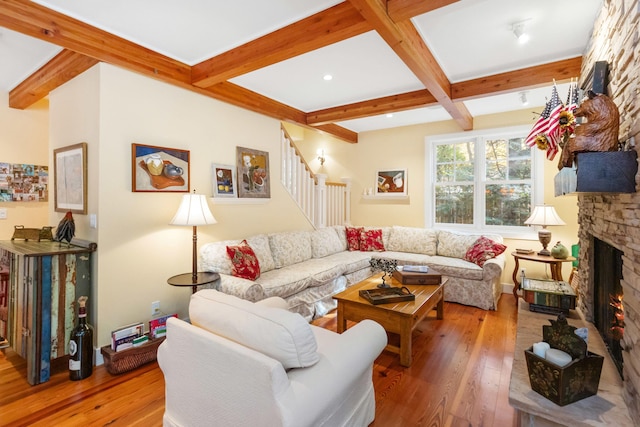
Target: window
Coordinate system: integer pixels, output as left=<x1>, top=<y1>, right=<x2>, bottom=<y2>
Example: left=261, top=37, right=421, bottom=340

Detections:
left=425, top=126, right=543, bottom=235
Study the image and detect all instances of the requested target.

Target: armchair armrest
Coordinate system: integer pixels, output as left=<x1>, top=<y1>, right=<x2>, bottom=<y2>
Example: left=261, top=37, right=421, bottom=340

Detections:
left=256, top=296, right=288, bottom=310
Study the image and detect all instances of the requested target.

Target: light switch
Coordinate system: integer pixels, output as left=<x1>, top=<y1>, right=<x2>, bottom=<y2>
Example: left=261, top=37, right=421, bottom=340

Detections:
left=90, top=214, right=97, bottom=228
left=0, top=208, right=7, bottom=219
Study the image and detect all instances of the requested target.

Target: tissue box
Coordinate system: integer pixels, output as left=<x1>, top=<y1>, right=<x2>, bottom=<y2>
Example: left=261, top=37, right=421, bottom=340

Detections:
left=525, top=347, right=604, bottom=406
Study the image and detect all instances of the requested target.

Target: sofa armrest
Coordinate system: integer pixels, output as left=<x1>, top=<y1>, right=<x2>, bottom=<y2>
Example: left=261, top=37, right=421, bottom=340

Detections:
left=483, top=253, right=505, bottom=280
left=282, top=320, right=387, bottom=425
left=214, top=273, right=265, bottom=302
left=256, top=296, right=288, bottom=310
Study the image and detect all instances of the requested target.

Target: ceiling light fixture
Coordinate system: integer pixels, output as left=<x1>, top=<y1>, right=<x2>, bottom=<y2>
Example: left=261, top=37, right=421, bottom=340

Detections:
left=512, top=22, right=530, bottom=44
left=386, top=113, right=393, bottom=118
left=519, top=91, right=529, bottom=106
left=323, top=74, right=333, bottom=81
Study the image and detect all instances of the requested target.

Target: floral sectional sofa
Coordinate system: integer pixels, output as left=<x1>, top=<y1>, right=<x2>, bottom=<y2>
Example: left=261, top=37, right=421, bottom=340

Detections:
left=199, top=226, right=506, bottom=321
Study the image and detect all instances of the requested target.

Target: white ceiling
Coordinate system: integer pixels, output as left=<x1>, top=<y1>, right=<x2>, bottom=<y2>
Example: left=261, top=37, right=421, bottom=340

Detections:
left=0, top=0, right=602, bottom=133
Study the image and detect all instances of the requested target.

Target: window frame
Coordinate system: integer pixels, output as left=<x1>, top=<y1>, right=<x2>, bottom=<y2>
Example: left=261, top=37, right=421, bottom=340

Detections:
left=424, top=125, right=544, bottom=239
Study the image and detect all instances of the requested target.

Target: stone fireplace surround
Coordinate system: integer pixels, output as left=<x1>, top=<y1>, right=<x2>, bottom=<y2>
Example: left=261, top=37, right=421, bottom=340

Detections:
left=572, top=0, right=640, bottom=423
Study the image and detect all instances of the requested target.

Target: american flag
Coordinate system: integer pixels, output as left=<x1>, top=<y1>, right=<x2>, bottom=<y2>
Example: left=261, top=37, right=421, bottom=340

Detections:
left=544, top=85, right=564, bottom=160
left=524, top=97, right=553, bottom=148
left=565, top=81, right=579, bottom=113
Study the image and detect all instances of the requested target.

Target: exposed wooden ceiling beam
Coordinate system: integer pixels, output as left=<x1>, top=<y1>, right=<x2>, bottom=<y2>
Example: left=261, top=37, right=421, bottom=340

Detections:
left=192, top=2, right=372, bottom=88
left=205, top=82, right=357, bottom=143
left=451, top=57, right=583, bottom=101
left=0, top=0, right=190, bottom=85
left=0, top=0, right=355, bottom=143
left=307, top=89, right=436, bottom=125
left=387, top=0, right=460, bottom=22
left=9, top=50, right=98, bottom=109
left=348, top=0, right=473, bottom=130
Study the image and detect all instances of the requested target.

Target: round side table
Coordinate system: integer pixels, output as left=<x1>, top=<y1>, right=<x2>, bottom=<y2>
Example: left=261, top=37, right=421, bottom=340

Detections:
left=167, top=272, right=220, bottom=294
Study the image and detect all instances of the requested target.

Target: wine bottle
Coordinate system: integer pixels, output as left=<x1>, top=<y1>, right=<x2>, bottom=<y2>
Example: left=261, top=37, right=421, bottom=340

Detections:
left=69, top=295, right=93, bottom=380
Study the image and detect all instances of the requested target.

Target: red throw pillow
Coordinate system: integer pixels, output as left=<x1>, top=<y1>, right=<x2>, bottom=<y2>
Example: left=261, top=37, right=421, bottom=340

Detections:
left=226, top=240, right=261, bottom=280
left=345, top=226, right=364, bottom=251
left=464, top=236, right=507, bottom=267
left=360, top=229, right=385, bottom=252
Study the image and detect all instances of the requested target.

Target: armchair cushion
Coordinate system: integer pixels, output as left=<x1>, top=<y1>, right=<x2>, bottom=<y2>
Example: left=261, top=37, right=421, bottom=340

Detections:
left=190, top=290, right=319, bottom=369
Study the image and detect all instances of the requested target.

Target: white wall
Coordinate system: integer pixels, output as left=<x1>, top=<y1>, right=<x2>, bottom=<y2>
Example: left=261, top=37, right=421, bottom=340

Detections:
left=0, top=92, right=49, bottom=235
left=49, top=63, right=312, bottom=347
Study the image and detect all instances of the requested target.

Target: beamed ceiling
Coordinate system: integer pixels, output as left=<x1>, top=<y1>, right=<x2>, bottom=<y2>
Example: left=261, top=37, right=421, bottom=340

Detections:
left=0, top=0, right=602, bottom=143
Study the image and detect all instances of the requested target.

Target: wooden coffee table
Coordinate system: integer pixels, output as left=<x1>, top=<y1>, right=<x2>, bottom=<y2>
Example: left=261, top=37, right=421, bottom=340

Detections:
left=333, top=274, right=445, bottom=367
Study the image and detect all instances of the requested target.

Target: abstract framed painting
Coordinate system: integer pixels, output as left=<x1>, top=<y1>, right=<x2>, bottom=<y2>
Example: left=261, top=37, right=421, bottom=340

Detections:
left=54, top=142, right=87, bottom=213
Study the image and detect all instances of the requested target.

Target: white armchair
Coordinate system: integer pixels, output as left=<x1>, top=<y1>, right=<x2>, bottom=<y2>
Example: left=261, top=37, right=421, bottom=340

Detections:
left=157, top=290, right=387, bottom=427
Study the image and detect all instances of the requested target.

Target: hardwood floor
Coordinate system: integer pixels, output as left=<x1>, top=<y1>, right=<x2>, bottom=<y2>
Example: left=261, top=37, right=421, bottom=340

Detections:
left=0, top=295, right=517, bottom=427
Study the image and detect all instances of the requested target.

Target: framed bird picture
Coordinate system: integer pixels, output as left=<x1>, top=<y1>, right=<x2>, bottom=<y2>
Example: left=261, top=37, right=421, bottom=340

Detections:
left=54, top=143, right=88, bottom=214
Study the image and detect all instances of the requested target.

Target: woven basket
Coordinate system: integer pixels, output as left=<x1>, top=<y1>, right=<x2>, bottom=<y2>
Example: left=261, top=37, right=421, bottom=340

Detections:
left=101, top=336, right=165, bottom=375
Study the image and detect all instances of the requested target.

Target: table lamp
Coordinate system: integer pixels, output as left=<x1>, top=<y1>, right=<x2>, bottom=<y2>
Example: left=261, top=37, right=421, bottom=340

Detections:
left=170, top=191, right=217, bottom=283
left=524, top=205, right=565, bottom=256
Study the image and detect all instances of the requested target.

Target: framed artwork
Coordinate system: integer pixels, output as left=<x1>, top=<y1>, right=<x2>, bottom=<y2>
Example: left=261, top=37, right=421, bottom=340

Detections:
left=0, top=162, right=48, bottom=202
left=376, top=169, right=407, bottom=196
left=132, top=143, right=190, bottom=193
left=236, top=147, right=270, bottom=198
left=212, top=163, right=237, bottom=198
left=54, top=142, right=87, bottom=213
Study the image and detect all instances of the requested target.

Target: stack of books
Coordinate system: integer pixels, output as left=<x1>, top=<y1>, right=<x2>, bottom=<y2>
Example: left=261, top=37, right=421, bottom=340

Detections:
left=149, top=313, right=178, bottom=339
left=111, top=322, right=145, bottom=352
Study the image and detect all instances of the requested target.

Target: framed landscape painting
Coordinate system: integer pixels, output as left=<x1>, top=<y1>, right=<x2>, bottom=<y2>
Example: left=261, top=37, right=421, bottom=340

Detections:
left=212, top=163, right=237, bottom=198
left=376, top=169, right=407, bottom=196
left=236, top=147, right=270, bottom=199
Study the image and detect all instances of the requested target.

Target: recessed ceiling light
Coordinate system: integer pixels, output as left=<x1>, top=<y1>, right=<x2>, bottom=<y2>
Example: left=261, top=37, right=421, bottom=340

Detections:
left=512, top=21, right=530, bottom=44
left=386, top=113, right=393, bottom=118
left=323, top=74, right=333, bottom=81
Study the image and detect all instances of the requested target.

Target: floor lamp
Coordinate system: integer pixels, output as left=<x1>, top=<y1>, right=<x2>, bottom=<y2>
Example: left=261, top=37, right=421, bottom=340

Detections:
left=170, top=191, right=217, bottom=286
left=524, top=205, right=565, bottom=256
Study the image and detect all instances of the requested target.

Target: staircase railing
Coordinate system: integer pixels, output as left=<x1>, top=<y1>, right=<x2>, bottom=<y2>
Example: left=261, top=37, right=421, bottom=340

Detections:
left=281, top=127, right=351, bottom=228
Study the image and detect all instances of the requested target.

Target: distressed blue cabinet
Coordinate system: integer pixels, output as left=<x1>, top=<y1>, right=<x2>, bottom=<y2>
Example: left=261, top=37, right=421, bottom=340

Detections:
left=0, top=240, right=96, bottom=385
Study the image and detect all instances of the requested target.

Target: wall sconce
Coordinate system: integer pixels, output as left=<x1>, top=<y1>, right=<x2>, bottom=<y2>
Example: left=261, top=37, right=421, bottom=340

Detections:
left=519, top=91, right=529, bottom=106
left=512, top=22, right=530, bottom=44
left=317, top=149, right=326, bottom=166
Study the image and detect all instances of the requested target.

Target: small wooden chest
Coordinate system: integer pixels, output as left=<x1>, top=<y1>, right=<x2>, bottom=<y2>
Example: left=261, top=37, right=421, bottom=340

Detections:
left=392, top=268, right=442, bottom=285
left=522, top=278, right=576, bottom=314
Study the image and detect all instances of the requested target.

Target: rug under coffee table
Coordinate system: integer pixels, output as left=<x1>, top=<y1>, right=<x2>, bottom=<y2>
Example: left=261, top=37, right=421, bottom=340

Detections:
left=333, top=273, right=445, bottom=367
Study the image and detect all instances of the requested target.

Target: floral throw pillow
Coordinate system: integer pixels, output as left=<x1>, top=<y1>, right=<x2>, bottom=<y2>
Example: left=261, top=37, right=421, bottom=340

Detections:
left=360, top=229, right=385, bottom=252
left=464, top=236, right=507, bottom=267
left=226, top=240, right=261, bottom=280
left=345, top=226, right=364, bottom=251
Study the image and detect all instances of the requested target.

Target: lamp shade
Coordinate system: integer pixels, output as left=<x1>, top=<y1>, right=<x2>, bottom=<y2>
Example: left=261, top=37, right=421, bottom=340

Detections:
left=170, top=193, right=217, bottom=226
left=524, top=205, right=565, bottom=227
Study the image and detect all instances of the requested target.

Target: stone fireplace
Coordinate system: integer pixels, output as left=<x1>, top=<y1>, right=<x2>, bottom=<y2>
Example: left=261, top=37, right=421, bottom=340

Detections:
left=573, top=0, right=640, bottom=423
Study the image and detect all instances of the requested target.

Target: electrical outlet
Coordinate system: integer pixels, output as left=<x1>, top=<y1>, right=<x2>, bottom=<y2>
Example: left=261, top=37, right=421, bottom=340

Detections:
left=151, top=301, right=161, bottom=317
left=520, top=268, right=526, bottom=277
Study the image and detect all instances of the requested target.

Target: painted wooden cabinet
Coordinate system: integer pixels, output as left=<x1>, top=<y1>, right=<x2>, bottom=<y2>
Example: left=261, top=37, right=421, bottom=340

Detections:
left=0, top=240, right=96, bottom=385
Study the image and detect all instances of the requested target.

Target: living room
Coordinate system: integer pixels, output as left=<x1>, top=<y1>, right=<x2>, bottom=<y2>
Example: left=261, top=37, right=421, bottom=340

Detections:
left=1, top=0, right=638, bottom=425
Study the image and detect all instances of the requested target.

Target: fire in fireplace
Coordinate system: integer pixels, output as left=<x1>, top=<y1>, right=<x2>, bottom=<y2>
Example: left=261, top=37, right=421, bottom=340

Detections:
left=593, top=237, right=624, bottom=378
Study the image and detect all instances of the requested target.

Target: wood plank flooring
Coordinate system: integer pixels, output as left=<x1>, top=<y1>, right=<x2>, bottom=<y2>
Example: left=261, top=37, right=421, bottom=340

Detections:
left=0, top=295, right=517, bottom=427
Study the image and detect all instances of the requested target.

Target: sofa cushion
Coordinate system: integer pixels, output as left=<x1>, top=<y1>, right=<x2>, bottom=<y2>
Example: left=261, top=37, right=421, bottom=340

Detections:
left=332, top=225, right=348, bottom=251
left=464, top=236, right=507, bottom=267
left=226, top=240, right=261, bottom=280
left=310, top=228, right=344, bottom=258
left=436, top=230, right=483, bottom=259
left=200, top=239, right=241, bottom=275
left=246, top=234, right=275, bottom=273
left=387, top=226, right=437, bottom=255
left=345, top=226, right=363, bottom=251
left=190, top=289, right=320, bottom=369
left=269, top=231, right=312, bottom=268
left=359, top=229, right=385, bottom=251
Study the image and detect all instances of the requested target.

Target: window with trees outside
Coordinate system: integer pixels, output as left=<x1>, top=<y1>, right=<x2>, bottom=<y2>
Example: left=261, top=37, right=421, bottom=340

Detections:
left=425, top=126, right=543, bottom=236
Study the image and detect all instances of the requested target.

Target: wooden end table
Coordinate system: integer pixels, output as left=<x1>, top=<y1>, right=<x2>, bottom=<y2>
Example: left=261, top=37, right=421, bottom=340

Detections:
left=511, top=252, right=575, bottom=304
left=167, top=272, right=220, bottom=294
left=333, top=274, right=445, bottom=367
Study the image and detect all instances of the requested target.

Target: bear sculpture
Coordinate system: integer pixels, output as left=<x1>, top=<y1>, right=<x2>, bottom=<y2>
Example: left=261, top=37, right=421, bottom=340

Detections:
left=560, top=91, right=619, bottom=168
